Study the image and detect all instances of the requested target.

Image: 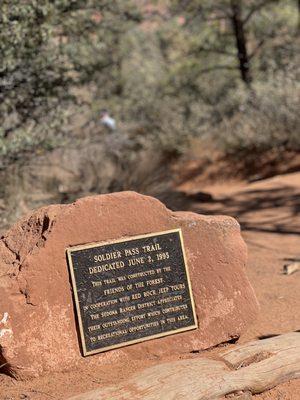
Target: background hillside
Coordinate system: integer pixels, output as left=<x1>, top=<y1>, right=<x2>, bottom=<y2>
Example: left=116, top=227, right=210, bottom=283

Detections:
left=0, top=0, right=299, bottom=231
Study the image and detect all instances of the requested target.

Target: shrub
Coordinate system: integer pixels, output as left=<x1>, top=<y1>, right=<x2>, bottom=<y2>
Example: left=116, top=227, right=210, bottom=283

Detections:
left=211, top=66, right=300, bottom=156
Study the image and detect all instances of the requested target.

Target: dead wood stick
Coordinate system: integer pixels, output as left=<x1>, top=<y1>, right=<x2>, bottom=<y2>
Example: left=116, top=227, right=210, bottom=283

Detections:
left=283, top=262, right=300, bottom=275
left=221, top=331, right=299, bottom=367
left=69, top=332, right=300, bottom=400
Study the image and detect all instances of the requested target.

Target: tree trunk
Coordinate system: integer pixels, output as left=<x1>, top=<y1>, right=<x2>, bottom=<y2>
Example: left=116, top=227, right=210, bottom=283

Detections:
left=230, top=0, right=252, bottom=85
left=298, top=0, right=300, bottom=34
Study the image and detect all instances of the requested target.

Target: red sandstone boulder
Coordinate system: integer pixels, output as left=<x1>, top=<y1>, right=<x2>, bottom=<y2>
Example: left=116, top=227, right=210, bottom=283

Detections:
left=0, top=192, right=259, bottom=378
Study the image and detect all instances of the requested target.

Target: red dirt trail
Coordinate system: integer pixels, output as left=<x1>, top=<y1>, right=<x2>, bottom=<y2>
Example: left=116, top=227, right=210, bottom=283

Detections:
left=183, top=171, right=300, bottom=399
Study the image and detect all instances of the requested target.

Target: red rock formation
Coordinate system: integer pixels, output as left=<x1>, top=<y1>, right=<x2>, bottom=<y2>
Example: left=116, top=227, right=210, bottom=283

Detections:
left=0, top=192, right=259, bottom=378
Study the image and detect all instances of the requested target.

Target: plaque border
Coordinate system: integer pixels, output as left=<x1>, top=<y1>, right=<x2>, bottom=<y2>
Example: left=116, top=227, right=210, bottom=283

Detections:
left=66, top=228, right=198, bottom=356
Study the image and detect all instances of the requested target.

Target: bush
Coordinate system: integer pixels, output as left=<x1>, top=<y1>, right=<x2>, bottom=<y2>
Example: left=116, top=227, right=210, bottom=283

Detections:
left=0, top=126, right=181, bottom=234
left=211, top=66, right=300, bottom=156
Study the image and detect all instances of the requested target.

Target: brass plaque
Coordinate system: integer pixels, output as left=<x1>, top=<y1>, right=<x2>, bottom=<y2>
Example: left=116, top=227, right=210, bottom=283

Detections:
left=67, top=229, right=197, bottom=356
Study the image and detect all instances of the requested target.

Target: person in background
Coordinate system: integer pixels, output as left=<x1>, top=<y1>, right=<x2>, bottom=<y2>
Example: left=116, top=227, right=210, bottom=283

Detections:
left=100, top=109, right=116, bottom=131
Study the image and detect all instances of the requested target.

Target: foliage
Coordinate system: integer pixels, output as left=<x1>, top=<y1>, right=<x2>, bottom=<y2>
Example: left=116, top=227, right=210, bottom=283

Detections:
left=0, top=0, right=299, bottom=215
left=213, top=66, right=300, bottom=155
left=0, top=0, right=140, bottom=166
left=157, top=0, right=299, bottom=147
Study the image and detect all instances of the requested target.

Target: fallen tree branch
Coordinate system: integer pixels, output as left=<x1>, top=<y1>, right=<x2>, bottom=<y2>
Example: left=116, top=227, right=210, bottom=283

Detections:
left=69, top=332, right=300, bottom=400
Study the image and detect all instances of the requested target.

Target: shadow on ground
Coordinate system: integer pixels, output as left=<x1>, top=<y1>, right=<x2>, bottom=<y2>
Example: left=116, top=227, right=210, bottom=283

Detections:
left=190, top=184, right=300, bottom=236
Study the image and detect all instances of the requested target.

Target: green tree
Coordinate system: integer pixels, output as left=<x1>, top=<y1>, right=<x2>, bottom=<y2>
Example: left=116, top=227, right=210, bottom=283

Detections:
left=0, top=0, right=140, bottom=165
left=171, top=0, right=298, bottom=85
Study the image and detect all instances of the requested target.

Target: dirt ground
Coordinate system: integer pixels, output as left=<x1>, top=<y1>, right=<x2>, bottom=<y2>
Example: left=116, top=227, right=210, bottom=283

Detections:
left=182, top=171, right=300, bottom=399
left=1, top=171, right=300, bottom=399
